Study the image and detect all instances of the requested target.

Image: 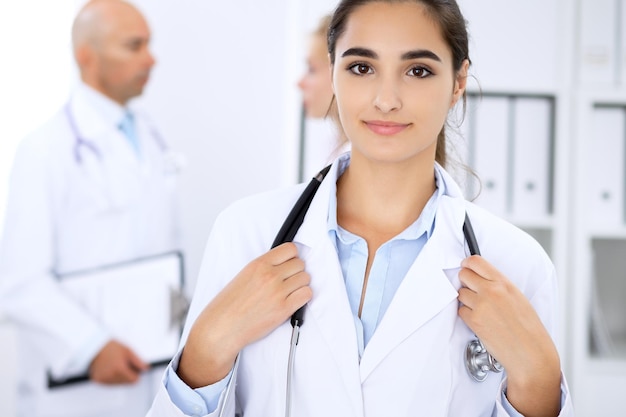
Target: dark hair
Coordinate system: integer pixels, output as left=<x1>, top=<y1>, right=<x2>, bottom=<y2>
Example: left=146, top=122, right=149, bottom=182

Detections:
left=327, top=0, right=471, bottom=168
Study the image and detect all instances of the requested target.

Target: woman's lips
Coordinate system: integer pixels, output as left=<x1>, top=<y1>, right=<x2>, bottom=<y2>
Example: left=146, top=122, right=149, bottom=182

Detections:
left=364, top=120, right=410, bottom=136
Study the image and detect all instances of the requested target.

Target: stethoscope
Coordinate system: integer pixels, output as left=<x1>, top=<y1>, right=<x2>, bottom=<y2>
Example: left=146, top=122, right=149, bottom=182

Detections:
left=272, top=165, right=502, bottom=417
left=64, top=103, right=185, bottom=175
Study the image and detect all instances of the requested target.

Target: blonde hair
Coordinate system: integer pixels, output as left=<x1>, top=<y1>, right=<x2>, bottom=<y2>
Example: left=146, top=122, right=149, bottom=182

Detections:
left=314, top=14, right=332, bottom=38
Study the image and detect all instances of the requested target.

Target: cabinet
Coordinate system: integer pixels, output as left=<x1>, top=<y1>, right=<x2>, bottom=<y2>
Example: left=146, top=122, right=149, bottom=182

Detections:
left=0, top=316, right=17, bottom=417
left=571, top=92, right=626, bottom=416
left=569, top=1, right=626, bottom=414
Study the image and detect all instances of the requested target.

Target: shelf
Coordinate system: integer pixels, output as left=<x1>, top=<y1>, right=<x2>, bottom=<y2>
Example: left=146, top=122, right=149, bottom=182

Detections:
left=586, top=357, right=626, bottom=374
left=465, top=88, right=557, bottom=99
left=587, top=238, right=626, bottom=360
left=585, top=228, right=626, bottom=239
left=507, top=217, right=555, bottom=230
left=578, top=89, right=626, bottom=104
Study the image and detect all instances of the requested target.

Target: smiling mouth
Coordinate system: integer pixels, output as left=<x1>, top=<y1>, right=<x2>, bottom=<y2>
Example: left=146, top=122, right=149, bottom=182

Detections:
left=364, top=121, right=410, bottom=136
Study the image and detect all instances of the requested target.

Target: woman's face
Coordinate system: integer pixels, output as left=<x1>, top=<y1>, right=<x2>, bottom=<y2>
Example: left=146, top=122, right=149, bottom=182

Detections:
left=298, top=35, right=334, bottom=119
left=331, top=1, right=467, bottom=165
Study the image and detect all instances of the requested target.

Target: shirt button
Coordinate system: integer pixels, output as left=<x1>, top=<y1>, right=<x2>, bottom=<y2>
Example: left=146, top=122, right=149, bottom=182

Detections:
left=189, top=403, right=203, bottom=416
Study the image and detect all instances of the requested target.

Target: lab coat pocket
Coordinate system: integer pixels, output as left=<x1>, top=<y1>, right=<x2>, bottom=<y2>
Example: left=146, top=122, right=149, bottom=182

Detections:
left=66, top=172, right=114, bottom=213
left=67, top=159, right=133, bottom=215
left=237, top=324, right=291, bottom=416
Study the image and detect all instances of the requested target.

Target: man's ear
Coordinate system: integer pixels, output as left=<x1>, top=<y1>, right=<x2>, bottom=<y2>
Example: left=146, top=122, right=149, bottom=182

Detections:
left=451, top=59, right=470, bottom=107
left=74, top=44, right=93, bottom=71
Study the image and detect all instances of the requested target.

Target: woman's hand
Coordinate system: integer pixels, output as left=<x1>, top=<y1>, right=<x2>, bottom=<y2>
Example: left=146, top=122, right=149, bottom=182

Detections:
left=457, top=255, right=561, bottom=417
left=177, top=242, right=312, bottom=388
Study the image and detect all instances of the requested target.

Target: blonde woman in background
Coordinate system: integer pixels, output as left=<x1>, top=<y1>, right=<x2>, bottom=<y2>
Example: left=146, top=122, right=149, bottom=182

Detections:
left=298, top=14, right=349, bottom=177
left=298, top=14, right=334, bottom=119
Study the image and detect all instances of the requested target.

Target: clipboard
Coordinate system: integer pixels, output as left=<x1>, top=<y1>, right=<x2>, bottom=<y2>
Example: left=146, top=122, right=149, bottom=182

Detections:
left=47, top=251, right=187, bottom=388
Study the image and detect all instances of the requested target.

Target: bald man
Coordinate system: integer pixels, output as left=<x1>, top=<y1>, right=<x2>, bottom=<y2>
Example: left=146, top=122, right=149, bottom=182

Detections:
left=0, top=1, right=181, bottom=416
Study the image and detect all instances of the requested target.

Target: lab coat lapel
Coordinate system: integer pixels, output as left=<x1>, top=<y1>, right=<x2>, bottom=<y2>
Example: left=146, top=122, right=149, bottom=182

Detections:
left=69, top=95, right=110, bottom=196
left=302, top=240, right=365, bottom=414
left=72, top=94, right=143, bottom=209
left=87, top=130, right=140, bottom=210
left=360, top=194, right=468, bottom=382
left=294, top=160, right=365, bottom=415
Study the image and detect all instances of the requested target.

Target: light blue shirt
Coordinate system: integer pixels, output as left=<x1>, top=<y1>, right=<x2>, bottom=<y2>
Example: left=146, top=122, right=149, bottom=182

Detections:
left=327, top=156, right=443, bottom=356
left=118, top=110, right=141, bottom=155
left=165, top=155, right=527, bottom=416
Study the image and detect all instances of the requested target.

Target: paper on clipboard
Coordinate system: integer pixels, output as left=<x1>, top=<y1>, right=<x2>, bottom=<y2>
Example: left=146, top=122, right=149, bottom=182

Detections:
left=49, top=251, right=186, bottom=387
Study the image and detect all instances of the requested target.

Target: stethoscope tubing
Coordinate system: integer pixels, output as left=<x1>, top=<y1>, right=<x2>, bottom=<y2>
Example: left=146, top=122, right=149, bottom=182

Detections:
left=272, top=165, right=329, bottom=417
left=64, top=101, right=168, bottom=164
left=271, top=165, right=331, bottom=328
left=463, top=212, right=481, bottom=256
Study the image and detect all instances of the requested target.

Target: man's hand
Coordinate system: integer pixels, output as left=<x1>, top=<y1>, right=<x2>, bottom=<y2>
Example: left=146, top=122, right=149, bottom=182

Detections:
left=89, top=340, right=149, bottom=384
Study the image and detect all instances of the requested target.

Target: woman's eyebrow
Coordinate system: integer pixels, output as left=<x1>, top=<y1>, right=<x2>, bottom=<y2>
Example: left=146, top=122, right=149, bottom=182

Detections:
left=341, top=47, right=442, bottom=63
left=341, top=47, right=377, bottom=59
left=401, top=49, right=442, bottom=62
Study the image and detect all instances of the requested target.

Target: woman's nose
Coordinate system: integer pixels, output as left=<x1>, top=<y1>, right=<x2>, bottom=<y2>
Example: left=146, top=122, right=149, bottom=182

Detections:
left=373, top=78, right=402, bottom=113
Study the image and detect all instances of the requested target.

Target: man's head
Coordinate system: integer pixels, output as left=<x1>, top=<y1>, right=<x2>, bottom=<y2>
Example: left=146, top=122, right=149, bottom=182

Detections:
left=72, top=0, right=155, bottom=105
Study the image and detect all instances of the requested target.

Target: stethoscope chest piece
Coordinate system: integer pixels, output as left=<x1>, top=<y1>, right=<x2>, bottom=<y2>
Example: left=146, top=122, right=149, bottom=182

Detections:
left=465, top=339, right=503, bottom=382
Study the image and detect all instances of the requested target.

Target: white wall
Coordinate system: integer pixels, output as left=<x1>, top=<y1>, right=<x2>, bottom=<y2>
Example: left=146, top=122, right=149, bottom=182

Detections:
left=0, top=1, right=76, bottom=239
left=129, top=1, right=305, bottom=291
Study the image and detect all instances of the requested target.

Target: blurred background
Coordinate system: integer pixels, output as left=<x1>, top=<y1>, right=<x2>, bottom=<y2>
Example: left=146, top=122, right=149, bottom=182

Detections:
left=0, top=0, right=624, bottom=415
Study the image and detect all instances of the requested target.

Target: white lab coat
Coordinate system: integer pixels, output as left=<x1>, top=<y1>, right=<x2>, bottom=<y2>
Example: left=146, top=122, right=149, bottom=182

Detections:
left=148, top=157, right=574, bottom=417
left=0, top=84, right=181, bottom=417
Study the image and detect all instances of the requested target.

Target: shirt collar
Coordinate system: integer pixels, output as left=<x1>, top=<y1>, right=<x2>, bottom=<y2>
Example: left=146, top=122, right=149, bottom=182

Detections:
left=327, top=153, right=448, bottom=243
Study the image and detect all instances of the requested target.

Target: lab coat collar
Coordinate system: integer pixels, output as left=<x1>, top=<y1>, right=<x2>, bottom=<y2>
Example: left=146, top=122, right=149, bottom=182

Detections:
left=68, top=83, right=149, bottom=208
left=295, top=154, right=467, bottom=266
left=293, top=155, right=341, bottom=248
left=70, top=83, right=142, bottom=167
left=70, top=82, right=127, bottom=141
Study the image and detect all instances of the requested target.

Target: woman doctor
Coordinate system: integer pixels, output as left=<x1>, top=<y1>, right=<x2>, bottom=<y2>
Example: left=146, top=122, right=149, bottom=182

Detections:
left=148, top=1, right=574, bottom=416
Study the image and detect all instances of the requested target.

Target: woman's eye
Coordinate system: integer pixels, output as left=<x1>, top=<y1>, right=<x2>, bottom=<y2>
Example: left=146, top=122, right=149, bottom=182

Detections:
left=349, top=63, right=373, bottom=75
left=408, top=66, right=432, bottom=78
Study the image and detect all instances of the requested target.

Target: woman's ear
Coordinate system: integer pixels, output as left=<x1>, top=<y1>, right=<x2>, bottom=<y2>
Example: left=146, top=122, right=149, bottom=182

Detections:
left=329, top=59, right=336, bottom=94
left=451, top=59, right=470, bottom=107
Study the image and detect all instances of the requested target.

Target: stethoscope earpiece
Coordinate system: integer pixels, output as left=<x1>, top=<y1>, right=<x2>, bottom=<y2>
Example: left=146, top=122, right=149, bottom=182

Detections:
left=465, top=338, right=503, bottom=382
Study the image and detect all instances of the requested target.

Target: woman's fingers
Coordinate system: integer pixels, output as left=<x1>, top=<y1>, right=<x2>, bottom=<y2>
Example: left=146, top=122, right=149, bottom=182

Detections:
left=269, top=241, right=301, bottom=265
left=456, top=255, right=560, bottom=387
left=179, top=242, right=313, bottom=388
